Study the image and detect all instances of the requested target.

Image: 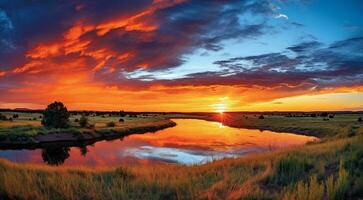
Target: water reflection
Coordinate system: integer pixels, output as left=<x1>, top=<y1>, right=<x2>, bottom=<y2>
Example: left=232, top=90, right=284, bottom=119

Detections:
left=41, top=146, right=70, bottom=165
left=79, top=146, right=89, bottom=157
left=0, top=119, right=318, bottom=166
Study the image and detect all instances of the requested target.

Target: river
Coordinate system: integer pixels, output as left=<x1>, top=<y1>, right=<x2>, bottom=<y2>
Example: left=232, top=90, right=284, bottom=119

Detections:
left=0, top=119, right=317, bottom=167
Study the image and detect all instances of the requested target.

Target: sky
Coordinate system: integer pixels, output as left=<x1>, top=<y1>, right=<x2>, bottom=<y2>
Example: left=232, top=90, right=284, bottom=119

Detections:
left=0, top=0, right=362, bottom=112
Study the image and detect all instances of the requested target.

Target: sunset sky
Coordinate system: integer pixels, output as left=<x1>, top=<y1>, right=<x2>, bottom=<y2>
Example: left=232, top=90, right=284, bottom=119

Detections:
left=0, top=0, right=362, bottom=112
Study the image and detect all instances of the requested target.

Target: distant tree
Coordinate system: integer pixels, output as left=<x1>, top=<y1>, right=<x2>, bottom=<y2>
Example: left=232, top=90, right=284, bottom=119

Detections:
left=258, top=115, right=265, bottom=119
left=359, top=117, right=362, bottom=122
left=79, top=115, right=89, bottom=128
left=42, top=101, right=70, bottom=128
left=12, top=114, right=19, bottom=119
left=0, top=113, right=7, bottom=121
left=329, top=115, right=334, bottom=119
left=310, top=113, right=317, bottom=118
left=320, top=112, right=328, bottom=117
left=120, top=110, right=126, bottom=117
left=106, top=121, right=116, bottom=127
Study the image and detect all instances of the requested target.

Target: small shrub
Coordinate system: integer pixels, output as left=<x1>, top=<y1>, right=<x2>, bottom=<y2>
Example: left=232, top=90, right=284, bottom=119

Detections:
left=0, top=113, right=7, bottom=120
left=79, top=115, right=89, bottom=128
left=12, top=114, right=19, bottom=118
left=74, top=118, right=79, bottom=122
left=119, top=118, right=124, bottom=122
left=106, top=121, right=116, bottom=127
left=258, top=115, right=264, bottom=119
left=120, top=111, right=126, bottom=117
left=358, top=117, right=362, bottom=122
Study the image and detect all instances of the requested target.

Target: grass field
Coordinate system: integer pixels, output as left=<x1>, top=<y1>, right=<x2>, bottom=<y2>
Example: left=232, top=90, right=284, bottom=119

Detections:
left=0, top=112, right=362, bottom=199
left=0, top=112, right=174, bottom=145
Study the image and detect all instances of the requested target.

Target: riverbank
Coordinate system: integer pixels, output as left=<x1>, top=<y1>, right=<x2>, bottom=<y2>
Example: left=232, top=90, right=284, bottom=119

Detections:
left=0, top=112, right=176, bottom=148
left=166, top=113, right=362, bottom=138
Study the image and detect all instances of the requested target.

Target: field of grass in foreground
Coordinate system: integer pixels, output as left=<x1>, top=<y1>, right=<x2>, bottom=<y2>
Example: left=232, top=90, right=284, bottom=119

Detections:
left=0, top=113, right=362, bottom=199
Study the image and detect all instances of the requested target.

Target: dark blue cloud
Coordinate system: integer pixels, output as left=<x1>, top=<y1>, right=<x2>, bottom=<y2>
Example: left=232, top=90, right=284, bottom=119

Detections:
left=0, top=0, right=276, bottom=71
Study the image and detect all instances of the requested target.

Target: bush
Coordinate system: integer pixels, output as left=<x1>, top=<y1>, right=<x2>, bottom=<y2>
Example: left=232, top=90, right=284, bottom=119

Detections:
left=79, top=115, right=89, bottom=128
left=13, top=114, right=19, bottom=118
left=258, top=115, right=264, bottom=119
left=106, top=121, right=116, bottom=127
left=358, top=117, right=362, bottom=122
left=0, top=113, right=7, bottom=120
left=74, top=118, right=79, bottom=122
left=120, top=111, right=126, bottom=117
left=119, top=118, right=124, bottom=122
left=41, top=101, right=70, bottom=128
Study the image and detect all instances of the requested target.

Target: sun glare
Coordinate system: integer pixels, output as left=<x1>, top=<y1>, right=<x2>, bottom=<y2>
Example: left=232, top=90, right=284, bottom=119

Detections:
left=217, top=108, right=225, bottom=114
left=214, top=97, right=229, bottom=113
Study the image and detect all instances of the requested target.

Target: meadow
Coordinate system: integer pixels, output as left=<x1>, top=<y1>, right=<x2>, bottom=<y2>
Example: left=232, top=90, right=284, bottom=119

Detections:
left=0, top=112, right=362, bottom=199
left=0, top=112, right=175, bottom=146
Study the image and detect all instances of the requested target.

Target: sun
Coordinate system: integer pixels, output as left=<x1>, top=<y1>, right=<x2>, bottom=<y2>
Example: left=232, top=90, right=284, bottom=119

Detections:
left=217, top=108, right=225, bottom=114
left=215, top=103, right=226, bottom=113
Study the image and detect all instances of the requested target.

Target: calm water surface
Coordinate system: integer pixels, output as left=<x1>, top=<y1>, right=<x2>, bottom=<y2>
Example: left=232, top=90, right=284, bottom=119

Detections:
left=0, top=119, right=317, bottom=166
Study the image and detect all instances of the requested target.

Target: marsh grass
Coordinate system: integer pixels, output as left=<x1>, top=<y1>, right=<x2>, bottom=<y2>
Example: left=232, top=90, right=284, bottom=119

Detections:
left=283, top=161, right=350, bottom=200
left=283, top=175, right=324, bottom=200
left=266, top=154, right=311, bottom=186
